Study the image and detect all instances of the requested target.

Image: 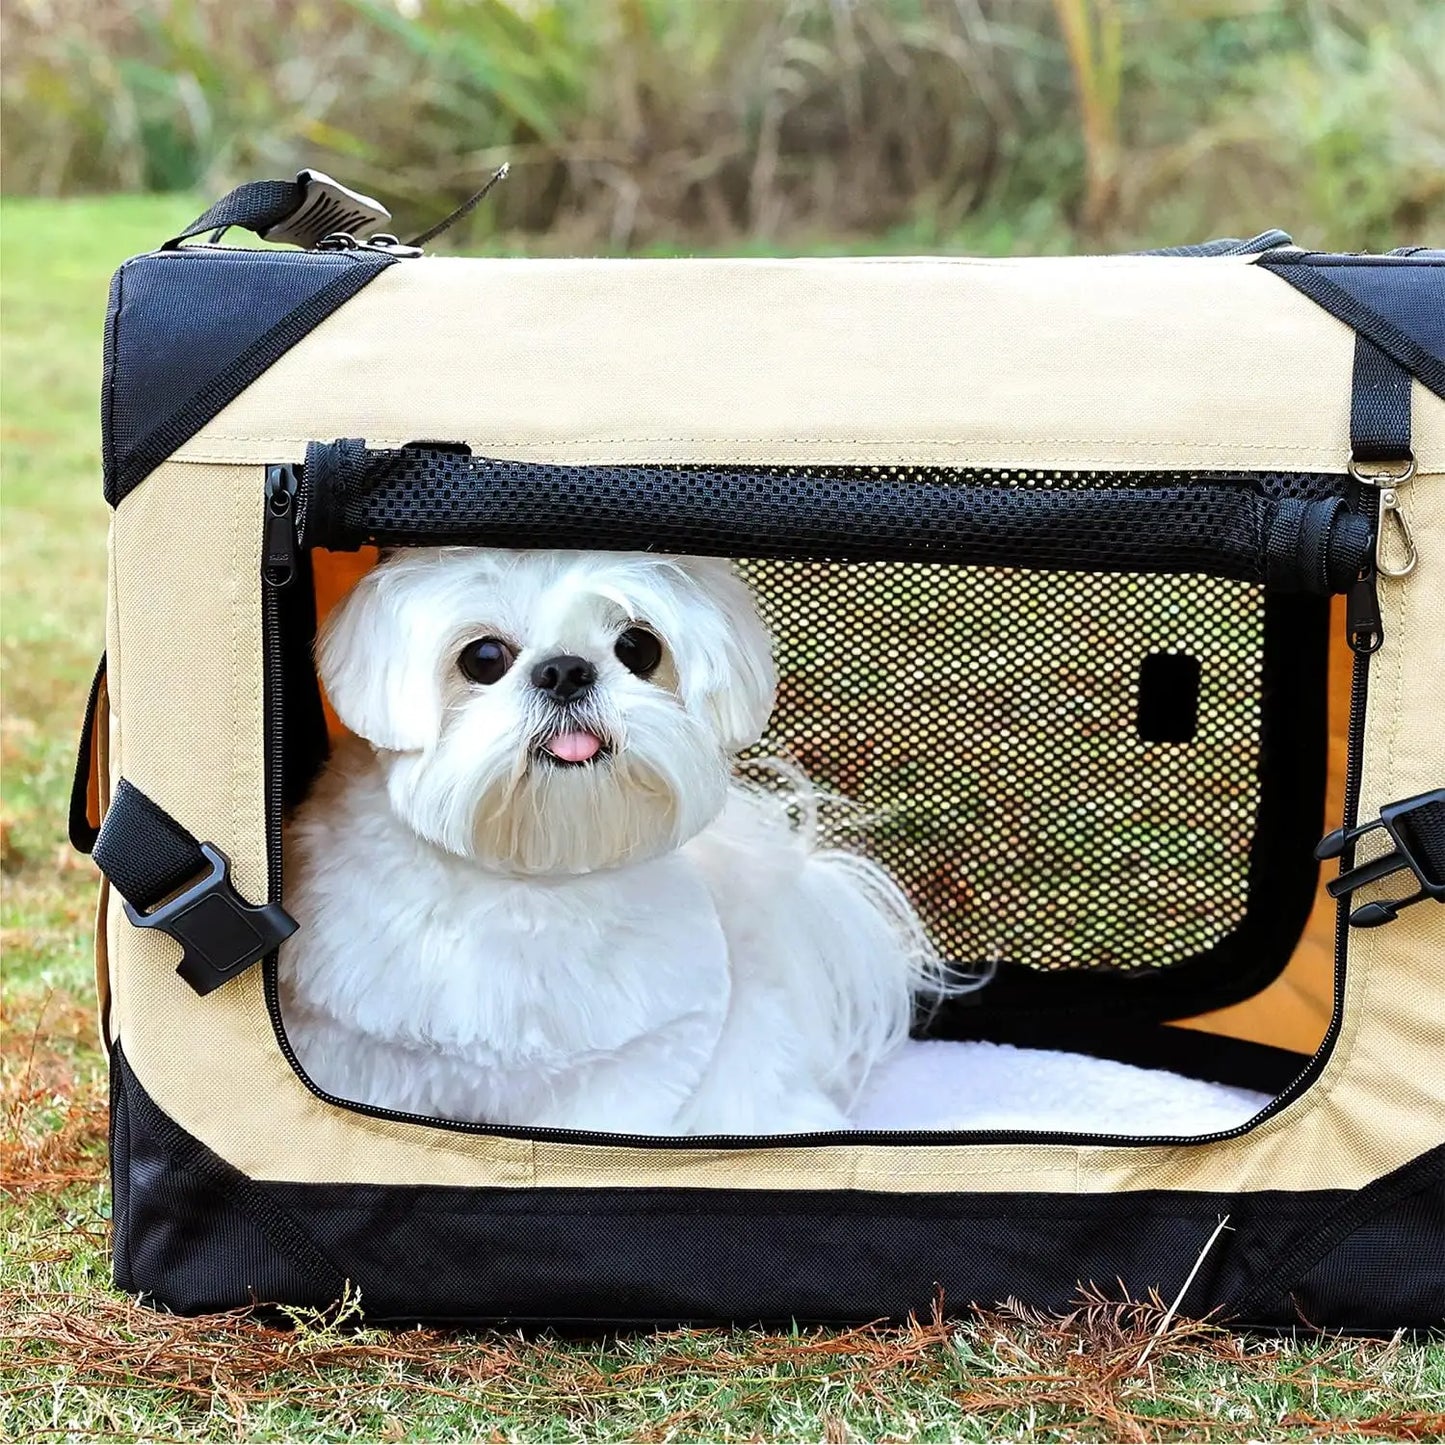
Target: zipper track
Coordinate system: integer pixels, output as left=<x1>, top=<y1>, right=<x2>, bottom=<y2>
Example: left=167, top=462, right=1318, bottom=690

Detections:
left=257, top=470, right=1375, bottom=1155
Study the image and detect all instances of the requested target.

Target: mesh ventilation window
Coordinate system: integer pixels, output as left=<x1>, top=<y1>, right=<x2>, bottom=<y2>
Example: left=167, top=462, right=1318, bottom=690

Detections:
left=735, top=561, right=1264, bottom=974
left=302, top=446, right=1347, bottom=980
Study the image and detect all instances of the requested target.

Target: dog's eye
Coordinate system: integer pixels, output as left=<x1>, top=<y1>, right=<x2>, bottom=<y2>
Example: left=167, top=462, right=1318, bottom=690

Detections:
left=457, top=637, right=515, bottom=685
left=614, top=626, right=662, bottom=678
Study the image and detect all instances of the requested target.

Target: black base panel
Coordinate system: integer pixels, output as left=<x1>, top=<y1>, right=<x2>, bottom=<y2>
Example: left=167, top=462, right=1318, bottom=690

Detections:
left=109, top=1049, right=1443, bottom=1330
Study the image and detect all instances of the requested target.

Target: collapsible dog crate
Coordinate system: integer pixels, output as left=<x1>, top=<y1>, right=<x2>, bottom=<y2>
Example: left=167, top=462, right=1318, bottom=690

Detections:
left=72, top=176, right=1444, bottom=1330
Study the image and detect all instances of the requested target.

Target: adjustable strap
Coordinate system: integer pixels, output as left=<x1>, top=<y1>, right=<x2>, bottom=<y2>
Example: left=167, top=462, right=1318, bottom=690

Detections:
left=91, top=779, right=297, bottom=995
left=1348, top=333, right=1418, bottom=582
left=1350, top=333, right=1413, bottom=464
left=94, top=779, right=208, bottom=911
left=164, top=169, right=391, bottom=250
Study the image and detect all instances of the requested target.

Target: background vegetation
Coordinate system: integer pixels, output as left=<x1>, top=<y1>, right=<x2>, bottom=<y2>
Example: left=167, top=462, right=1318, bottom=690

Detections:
left=2, top=0, right=1443, bottom=1438
left=3, top=0, right=1443, bottom=254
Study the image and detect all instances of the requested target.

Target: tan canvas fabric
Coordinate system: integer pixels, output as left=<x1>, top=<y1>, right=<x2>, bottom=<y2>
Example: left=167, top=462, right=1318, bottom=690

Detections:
left=104, top=257, right=1445, bottom=1196
left=108, top=461, right=1444, bottom=1194
left=172, top=255, right=1445, bottom=475
left=91, top=666, right=113, bottom=1047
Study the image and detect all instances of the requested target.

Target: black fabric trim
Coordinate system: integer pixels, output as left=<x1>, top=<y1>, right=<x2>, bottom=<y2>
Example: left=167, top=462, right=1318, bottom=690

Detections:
left=68, top=653, right=106, bottom=854
left=1234, top=1143, right=1445, bottom=1325
left=1259, top=254, right=1445, bottom=403
left=1350, top=335, right=1413, bottom=463
left=108, top=1057, right=135, bottom=1290
left=929, top=1017, right=1308, bottom=1096
left=103, top=250, right=396, bottom=507
left=108, top=1051, right=1442, bottom=1328
left=110, top=1045, right=347, bottom=1312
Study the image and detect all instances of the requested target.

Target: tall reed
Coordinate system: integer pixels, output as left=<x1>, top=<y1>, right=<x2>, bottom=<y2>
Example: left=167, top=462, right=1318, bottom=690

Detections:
left=2, top=0, right=1440, bottom=251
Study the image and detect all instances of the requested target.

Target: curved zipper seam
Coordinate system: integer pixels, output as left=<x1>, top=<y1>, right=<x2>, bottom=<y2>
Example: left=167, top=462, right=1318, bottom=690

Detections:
left=256, top=467, right=1372, bottom=1155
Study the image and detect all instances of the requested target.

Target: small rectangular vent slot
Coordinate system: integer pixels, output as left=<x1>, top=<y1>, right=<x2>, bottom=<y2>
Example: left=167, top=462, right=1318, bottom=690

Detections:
left=1137, top=653, right=1203, bottom=744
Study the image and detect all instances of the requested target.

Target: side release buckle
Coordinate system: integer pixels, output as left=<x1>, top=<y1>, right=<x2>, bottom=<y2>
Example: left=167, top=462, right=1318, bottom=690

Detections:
left=1316, top=788, right=1445, bottom=928
left=124, top=842, right=299, bottom=995
left=261, top=169, right=391, bottom=250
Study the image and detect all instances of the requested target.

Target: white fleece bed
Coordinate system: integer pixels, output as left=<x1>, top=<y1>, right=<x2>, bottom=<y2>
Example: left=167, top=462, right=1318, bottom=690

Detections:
left=850, top=1039, right=1270, bottom=1134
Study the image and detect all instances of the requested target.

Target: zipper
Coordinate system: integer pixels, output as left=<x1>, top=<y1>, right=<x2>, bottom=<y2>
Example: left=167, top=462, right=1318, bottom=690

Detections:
left=263, top=463, right=300, bottom=587
left=262, top=466, right=294, bottom=916
left=251, top=456, right=1381, bottom=1153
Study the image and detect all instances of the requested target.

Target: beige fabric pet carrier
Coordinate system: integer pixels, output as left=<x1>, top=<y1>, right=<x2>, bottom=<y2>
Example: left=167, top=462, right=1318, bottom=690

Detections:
left=71, top=174, right=1444, bottom=1328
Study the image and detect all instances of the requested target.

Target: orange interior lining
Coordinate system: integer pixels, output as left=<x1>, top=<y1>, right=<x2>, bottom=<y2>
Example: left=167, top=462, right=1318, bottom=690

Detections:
left=86, top=675, right=107, bottom=832
left=309, top=550, right=1341, bottom=1056
left=313, top=548, right=378, bottom=736
left=1176, top=597, right=1347, bottom=1054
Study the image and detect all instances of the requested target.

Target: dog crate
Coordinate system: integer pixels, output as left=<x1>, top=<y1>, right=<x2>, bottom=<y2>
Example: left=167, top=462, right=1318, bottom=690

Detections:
left=71, top=176, right=1444, bottom=1329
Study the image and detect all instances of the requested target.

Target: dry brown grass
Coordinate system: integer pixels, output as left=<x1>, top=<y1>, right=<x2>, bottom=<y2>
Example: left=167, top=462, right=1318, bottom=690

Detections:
left=1, top=990, right=109, bottom=1198
left=1, top=1281, right=1441, bottom=1442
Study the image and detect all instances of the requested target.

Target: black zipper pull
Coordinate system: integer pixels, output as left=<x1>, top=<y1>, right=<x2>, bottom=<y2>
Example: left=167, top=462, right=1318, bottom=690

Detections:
left=263, top=464, right=300, bottom=588
left=1346, top=564, right=1384, bottom=655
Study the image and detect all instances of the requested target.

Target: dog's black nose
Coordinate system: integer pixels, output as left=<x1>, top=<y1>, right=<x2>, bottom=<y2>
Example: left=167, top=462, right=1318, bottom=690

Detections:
left=531, top=653, right=596, bottom=702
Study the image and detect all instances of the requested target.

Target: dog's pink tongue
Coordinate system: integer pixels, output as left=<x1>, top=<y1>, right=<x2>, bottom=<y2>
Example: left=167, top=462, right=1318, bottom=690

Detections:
left=545, top=729, right=603, bottom=764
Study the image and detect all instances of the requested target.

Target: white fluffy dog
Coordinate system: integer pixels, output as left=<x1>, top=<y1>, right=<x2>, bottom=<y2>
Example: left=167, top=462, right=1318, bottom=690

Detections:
left=279, top=547, right=951, bottom=1135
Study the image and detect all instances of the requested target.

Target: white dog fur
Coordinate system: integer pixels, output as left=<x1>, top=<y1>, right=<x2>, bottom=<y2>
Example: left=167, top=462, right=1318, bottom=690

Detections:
left=279, top=547, right=956, bottom=1135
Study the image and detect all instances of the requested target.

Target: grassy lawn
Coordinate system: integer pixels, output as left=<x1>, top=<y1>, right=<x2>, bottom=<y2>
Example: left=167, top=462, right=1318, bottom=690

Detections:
left=2, top=195, right=1442, bottom=1442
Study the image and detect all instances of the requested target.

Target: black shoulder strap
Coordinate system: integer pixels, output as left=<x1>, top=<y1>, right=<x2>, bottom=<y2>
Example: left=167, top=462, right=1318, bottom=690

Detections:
left=68, top=654, right=107, bottom=854
left=1350, top=333, right=1413, bottom=464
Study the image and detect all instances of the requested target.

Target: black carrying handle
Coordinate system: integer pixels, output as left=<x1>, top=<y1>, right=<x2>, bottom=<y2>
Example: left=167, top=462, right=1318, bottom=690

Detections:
left=1140, top=229, right=1293, bottom=258
left=163, top=170, right=392, bottom=250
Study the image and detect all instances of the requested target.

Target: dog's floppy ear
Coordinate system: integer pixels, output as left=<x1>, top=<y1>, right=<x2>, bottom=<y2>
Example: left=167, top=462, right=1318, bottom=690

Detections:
left=317, top=564, right=441, bottom=751
left=676, top=558, right=777, bottom=754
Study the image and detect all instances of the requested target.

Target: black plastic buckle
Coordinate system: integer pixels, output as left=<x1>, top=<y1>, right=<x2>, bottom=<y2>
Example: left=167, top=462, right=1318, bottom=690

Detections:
left=123, top=843, right=299, bottom=996
left=1316, top=788, right=1445, bottom=928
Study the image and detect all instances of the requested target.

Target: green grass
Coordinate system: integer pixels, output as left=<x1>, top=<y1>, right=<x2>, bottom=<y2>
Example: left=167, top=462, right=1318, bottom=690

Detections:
left=2, top=196, right=1442, bottom=1443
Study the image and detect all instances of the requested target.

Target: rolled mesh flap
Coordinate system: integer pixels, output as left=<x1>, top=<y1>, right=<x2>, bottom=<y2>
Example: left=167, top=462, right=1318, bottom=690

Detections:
left=303, top=443, right=1369, bottom=591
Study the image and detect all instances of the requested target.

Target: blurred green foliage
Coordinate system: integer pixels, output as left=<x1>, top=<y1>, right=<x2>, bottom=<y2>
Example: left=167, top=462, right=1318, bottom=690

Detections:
left=2, top=0, right=1441, bottom=253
